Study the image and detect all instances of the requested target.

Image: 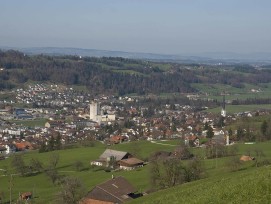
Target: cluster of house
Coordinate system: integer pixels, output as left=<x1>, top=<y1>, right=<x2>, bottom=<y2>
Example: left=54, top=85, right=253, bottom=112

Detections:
left=1, top=100, right=268, bottom=160
left=14, top=84, right=91, bottom=107
left=1, top=82, right=271, bottom=161
left=2, top=85, right=270, bottom=203
left=0, top=105, right=52, bottom=121
left=0, top=140, right=33, bottom=159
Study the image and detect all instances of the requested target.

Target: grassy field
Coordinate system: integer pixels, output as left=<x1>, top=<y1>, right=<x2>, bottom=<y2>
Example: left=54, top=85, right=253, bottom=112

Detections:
left=109, top=140, right=178, bottom=160
left=0, top=140, right=270, bottom=203
left=191, top=83, right=271, bottom=101
left=129, top=141, right=271, bottom=204
left=206, top=104, right=271, bottom=114
left=112, top=69, right=147, bottom=76
left=0, top=140, right=176, bottom=203
left=0, top=92, right=16, bottom=101
left=149, top=63, right=172, bottom=71
left=10, top=118, right=48, bottom=128
left=129, top=166, right=271, bottom=204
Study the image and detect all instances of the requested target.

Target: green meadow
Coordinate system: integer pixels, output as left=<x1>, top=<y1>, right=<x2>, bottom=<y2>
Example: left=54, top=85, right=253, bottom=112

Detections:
left=191, top=82, right=271, bottom=101
left=0, top=141, right=176, bottom=203
left=206, top=104, right=271, bottom=114
left=10, top=118, right=48, bottom=128
left=129, top=142, right=271, bottom=204
left=129, top=166, right=271, bottom=204
left=0, top=140, right=270, bottom=203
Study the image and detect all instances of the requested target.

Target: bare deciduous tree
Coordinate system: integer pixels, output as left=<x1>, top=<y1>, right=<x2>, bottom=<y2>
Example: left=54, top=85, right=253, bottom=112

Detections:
left=149, top=153, right=204, bottom=190
left=11, top=154, right=26, bottom=176
left=225, top=156, right=242, bottom=172
left=29, top=158, right=44, bottom=173
left=73, top=160, right=84, bottom=172
left=45, top=168, right=60, bottom=184
left=48, top=153, right=59, bottom=169
left=56, top=177, right=86, bottom=204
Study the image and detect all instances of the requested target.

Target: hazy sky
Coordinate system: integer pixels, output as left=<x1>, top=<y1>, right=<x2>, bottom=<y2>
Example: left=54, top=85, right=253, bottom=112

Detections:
left=1, top=0, right=271, bottom=54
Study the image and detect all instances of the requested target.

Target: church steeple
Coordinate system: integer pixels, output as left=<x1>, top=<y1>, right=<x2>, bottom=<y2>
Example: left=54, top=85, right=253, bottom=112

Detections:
left=221, top=92, right=226, bottom=117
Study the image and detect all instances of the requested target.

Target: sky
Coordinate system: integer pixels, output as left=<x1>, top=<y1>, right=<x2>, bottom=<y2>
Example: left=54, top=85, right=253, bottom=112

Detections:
left=1, top=0, right=271, bottom=55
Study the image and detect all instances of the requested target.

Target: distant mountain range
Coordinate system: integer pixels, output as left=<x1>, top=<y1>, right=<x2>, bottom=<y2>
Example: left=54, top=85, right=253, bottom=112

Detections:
left=1, top=46, right=271, bottom=64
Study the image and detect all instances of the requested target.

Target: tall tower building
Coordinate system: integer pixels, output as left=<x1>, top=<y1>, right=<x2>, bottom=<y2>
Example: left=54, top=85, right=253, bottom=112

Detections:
left=89, top=101, right=101, bottom=121
left=221, top=93, right=226, bottom=117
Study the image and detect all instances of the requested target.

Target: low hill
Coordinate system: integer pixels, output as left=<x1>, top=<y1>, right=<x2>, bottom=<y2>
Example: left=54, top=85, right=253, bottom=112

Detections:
left=0, top=50, right=196, bottom=95
left=129, top=166, right=271, bottom=204
left=1, top=50, right=271, bottom=103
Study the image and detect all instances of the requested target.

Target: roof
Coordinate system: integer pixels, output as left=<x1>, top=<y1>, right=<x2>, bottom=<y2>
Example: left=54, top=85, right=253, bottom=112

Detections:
left=185, top=135, right=198, bottom=141
left=21, top=192, right=32, bottom=197
left=0, top=146, right=7, bottom=151
left=109, top=135, right=126, bottom=143
left=99, top=149, right=129, bottom=161
left=15, top=142, right=34, bottom=150
left=86, top=176, right=136, bottom=203
left=240, top=155, right=255, bottom=161
left=118, top=158, right=144, bottom=167
left=80, top=198, right=113, bottom=204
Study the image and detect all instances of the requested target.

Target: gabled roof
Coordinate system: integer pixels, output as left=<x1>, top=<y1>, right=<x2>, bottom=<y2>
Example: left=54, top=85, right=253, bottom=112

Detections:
left=99, top=149, right=129, bottom=161
left=185, top=135, right=198, bottom=141
left=118, top=158, right=144, bottom=166
left=109, top=135, right=126, bottom=142
left=80, top=198, right=113, bottom=204
left=98, top=176, right=135, bottom=198
left=86, top=176, right=136, bottom=203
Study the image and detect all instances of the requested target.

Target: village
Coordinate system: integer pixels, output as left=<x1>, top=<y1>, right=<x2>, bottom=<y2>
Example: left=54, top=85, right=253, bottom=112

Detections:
left=0, top=83, right=269, bottom=159
left=2, top=84, right=265, bottom=203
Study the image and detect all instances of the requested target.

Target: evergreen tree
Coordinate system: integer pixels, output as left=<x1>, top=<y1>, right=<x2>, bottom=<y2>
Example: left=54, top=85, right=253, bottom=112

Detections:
left=39, top=141, right=47, bottom=153
left=228, top=128, right=233, bottom=140
left=48, top=136, right=55, bottom=151
left=261, top=120, right=268, bottom=139
left=204, top=122, right=209, bottom=130
left=206, top=126, right=214, bottom=139
left=55, top=133, right=62, bottom=150
left=236, top=127, right=244, bottom=141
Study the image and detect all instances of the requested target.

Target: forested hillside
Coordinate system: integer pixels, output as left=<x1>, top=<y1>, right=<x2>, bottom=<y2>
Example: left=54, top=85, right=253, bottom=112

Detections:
left=1, top=50, right=271, bottom=96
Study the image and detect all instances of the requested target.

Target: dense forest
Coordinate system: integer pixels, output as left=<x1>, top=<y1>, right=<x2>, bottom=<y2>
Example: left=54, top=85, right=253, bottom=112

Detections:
left=0, top=50, right=271, bottom=95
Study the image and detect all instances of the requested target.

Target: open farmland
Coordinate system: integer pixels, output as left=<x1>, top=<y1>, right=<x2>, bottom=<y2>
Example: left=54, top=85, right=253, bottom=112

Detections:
left=0, top=141, right=270, bottom=203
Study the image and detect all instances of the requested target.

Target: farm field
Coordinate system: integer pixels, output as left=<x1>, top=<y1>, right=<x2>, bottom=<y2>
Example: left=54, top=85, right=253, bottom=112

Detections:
left=0, top=140, right=176, bottom=203
left=191, top=83, right=271, bottom=101
left=206, top=104, right=271, bottom=114
left=0, top=140, right=270, bottom=203
left=129, top=165, right=271, bottom=204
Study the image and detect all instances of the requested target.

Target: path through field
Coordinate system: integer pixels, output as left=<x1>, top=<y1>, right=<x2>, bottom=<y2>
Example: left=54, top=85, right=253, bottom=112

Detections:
left=150, top=140, right=177, bottom=146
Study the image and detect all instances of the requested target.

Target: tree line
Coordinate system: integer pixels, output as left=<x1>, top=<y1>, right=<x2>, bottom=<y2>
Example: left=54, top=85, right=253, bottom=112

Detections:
left=1, top=50, right=271, bottom=95
left=0, top=50, right=196, bottom=95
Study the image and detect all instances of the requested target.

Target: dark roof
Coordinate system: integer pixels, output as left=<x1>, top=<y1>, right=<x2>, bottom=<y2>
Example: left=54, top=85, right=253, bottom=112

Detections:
left=80, top=198, right=113, bottom=204
left=118, top=158, right=144, bottom=167
left=86, top=176, right=136, bottom=203
left=0, top=146, right=7, bottom=151
left=99, top=149, right=129, bottom=161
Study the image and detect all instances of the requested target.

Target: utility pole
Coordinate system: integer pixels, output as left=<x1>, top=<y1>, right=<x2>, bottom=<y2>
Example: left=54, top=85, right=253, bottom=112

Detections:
left=9, top=174, right=13, bottom=204
left=32, top=185, right=35, bottom=204
left=214, top=141, right=218, bottom=169
left=216, top=143, right=218, bottom=168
